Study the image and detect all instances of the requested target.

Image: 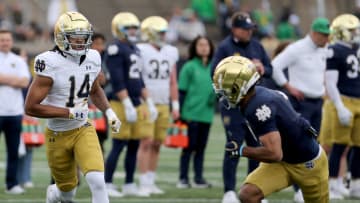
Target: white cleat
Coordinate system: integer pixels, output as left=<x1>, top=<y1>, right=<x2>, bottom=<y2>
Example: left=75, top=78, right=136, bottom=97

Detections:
left=149, top=184, right=164, bottom=194
left=122, top=183, right=150, bottom=197
left=5, top=185, right=25, bottom=195
left=46, top=184, right=60, bottom=203
left=222, top=190, right=240, bottom=203
left=350, top=179, right=360, bottom=199
left=106, top=183, right=123, bottom=197
left=293, top=190, right=304, bottom=203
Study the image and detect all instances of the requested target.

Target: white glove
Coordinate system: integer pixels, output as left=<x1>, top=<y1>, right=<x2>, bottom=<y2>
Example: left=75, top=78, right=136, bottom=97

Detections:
left=336, top=104, right=353, bottom=126
left=146, top=98, right=158, bottom=122
left=123, top=97, right=137, bottom=123
left=69, top=102, right=88, bottom=121
left=105, top=108, right=121, bottom=133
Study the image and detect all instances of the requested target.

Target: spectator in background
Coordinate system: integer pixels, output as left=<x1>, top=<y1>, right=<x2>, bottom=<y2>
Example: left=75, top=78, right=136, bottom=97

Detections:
left=177, top=36, right=215, bottom=188
left=251, top=0, right=274, bottom=39
left=176, top=8, right=206, bottom=43
left=276, top=7, right=299, bottom=41
left=90, top=33, right=108, bottom=153
left=218, top=0, right=240, bottom=37
left=0, top=30, right=31, bottom=194
left=0, top=3, right=12, bottom=30
left=210, top=11, right=273, bottom=203
left=190, top=0, right=216, bottom=24
left=11, top=46, right=35, bottom=189
left=166, top=6, right=183, bottom=44
left=272, top=17, right=330, bottom=202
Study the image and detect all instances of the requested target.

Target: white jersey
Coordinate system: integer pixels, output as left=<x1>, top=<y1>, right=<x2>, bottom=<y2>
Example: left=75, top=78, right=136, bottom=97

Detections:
left=34, top=49, right=101, bottom=131
left=138, top=43, right=179, bottom=104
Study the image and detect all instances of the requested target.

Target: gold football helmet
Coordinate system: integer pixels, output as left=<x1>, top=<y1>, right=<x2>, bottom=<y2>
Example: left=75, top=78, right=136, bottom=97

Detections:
left=330, top=14, right=360, bottom=44
left=54, top=11, right=93, bottom=56
left=111, top=12, right=140, bottom=42
left=213, top=56, right=260, bottom=107
left=141, top=16, right=168, bottom=47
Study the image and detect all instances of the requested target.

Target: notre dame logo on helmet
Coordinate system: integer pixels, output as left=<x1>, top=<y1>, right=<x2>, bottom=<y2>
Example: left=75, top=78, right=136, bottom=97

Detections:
left=35, top=59, right=45, bottom=72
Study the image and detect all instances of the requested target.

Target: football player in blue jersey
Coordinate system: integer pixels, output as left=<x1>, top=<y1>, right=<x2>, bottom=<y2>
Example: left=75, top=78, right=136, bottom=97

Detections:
left=25, top=12, right=121, bottom=203
left=210, top=11, right=274, bottom=203
left=325, top=14, right=360, bottom=199
left=213, top=56, right=329, bottom=203
left=103, top=12, right=157, bottom=197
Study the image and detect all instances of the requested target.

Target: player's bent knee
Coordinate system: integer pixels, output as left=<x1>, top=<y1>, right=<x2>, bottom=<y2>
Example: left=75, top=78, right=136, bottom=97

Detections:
left=86, top=171, right=106, bottom=190
left=239, top=183, right=263, bottom=202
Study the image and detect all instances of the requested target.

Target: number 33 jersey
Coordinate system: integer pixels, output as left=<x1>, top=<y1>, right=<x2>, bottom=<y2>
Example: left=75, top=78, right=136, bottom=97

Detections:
left=137, top=43, right=179, bottom=104
left=34, top=48, right=101, bottom=131
left=327, top=43, right=360, bottom=98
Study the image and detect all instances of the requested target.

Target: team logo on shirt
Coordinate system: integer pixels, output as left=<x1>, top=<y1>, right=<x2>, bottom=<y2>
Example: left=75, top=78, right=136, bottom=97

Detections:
left=35, top=59, right=46, bottom=72
left=255, top=104, right=271, bottom=122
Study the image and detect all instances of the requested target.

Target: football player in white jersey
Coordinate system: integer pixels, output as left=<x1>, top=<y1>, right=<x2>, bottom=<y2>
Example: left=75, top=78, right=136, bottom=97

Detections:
left=24, top=12, right=120, bottom=203
left=136, top=16, right=180, bottom=194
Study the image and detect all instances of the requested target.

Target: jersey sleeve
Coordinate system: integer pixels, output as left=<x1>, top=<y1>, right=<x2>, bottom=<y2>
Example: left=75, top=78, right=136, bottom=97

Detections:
left=178, top=62, right=192, bottom=91
left=246, top=102, right=278, bottom=137
left=33, top=54, right=55, bottom=80
left=104, top=44, right=127, bottom=93
left=326, top=46, right=341, bottom=71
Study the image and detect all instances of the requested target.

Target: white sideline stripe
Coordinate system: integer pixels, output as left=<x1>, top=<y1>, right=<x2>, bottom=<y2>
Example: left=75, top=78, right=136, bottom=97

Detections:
left=0, top=199, right=297, bottom=203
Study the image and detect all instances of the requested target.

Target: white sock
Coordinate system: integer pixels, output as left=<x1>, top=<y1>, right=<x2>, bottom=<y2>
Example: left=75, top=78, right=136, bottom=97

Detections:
left=139, top=173, right=149, bottom=186
left=60, top=187, right=77, bottom=201
left=86, top=171, right=109, bottom=203
left=337, top=176, right=344, bottom=185
left=147, top=171, right=156, bottom=185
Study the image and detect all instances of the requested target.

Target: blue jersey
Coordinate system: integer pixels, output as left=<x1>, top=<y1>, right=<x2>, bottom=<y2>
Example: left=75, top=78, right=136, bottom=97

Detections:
left=327, top=43, right=360, bottom=98
left=211, top=35, right=274, bottom=88
left=242, top=86, right=319, bottom=164
left=104, top=40, right=144, bottom=106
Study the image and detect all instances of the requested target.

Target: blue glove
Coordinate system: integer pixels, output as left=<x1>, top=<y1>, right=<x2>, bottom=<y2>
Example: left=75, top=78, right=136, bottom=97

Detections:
left=225, top=141, right=245, bottom=158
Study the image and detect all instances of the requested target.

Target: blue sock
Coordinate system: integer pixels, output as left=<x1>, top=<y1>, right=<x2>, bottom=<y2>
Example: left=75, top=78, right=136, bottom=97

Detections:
left=329, top=144, right=346, bottom=177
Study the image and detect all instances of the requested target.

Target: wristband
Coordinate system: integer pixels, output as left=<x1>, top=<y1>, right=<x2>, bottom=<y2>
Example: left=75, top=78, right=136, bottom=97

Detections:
left=239, top=145, right=245, bottom=157
left=172, top=100, right=179, bottom=111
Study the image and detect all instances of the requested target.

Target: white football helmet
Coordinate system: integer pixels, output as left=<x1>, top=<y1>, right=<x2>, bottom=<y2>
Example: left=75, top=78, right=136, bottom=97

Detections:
left=111, top=12, right=140, bottom=42
left=330, top=14, right=360, bottom=44
left=54, top=11, right=93, bottom=56
left=141, top=16, right=168, bottom=47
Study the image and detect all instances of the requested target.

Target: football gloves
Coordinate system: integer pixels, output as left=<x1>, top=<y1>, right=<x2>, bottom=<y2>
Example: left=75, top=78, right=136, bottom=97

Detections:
left=146, top=98, right=158, bottom=122
left=225, top=141, right=245, bottom=158
left=105, top=108, right=121, bottom=133
left=122, top=97, right=137, bottom=123
left=69, top=102, right=89, bottom=121
left=336, top=105, right=353, bottom=126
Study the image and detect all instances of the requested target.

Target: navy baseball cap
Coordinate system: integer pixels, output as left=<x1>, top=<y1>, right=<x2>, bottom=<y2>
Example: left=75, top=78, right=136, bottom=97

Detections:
left=232, top=12, right=256, bottom=29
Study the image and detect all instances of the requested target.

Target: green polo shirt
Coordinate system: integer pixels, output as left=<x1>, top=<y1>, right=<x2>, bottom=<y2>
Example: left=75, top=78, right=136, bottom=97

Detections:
left=178, top=57, right=215, bottom=123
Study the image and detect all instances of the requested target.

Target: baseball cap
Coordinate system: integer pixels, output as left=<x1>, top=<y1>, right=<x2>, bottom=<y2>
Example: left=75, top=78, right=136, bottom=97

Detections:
left=232, top=12, right=256, bottom=29
left=311, top=17, right=330, bottom=34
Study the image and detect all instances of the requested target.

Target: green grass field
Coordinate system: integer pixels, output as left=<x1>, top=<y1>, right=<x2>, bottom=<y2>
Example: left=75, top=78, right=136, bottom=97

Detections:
left=0, top=115, right=358, bottom=203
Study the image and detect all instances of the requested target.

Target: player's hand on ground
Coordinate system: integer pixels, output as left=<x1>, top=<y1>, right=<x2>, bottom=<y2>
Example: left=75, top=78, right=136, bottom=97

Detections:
left=146, top=98, right=158, bottom=122
left=336, top=105, right=353, bottom=126
left=105, top=108, right=121, bottom=133
left=122, top=97, right=137, bottom=123
left=225, top=141, right=243, bottom=158
left=69, top=101, right=89, bottom=121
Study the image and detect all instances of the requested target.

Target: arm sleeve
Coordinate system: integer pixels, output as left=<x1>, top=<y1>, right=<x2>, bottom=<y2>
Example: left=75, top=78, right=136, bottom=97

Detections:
left=210, top=45, right=227, bottom=79
left=271, top=46, right=296, bottom=86
left=259, top=45, right=273, bottom=77
left=105, top=49, right=127, bottom=93
left=178, top=63, right=191, bottom=91
left=325, top=70, right=343, bottom=108
left=247, top=102, right=278, bottom=137
left=34, top=56, right=55, bottom=80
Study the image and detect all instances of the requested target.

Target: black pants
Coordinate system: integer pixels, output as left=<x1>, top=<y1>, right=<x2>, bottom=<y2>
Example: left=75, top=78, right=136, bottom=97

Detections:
left=0, top=115, right=22, bottom=189
left=179, top=121, right=211, bottom=182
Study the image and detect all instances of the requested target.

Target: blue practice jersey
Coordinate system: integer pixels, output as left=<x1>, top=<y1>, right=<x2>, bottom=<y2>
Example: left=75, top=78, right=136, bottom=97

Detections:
left=327, top=43, right=360, bottom=98
left=242, top=86, right=319, bottom=164
left=104, top=40, right=144, bottom=106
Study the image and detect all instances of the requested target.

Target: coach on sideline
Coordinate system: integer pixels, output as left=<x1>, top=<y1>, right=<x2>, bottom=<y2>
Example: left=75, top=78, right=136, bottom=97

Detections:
left=271, top=17, right=330, bottom=202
